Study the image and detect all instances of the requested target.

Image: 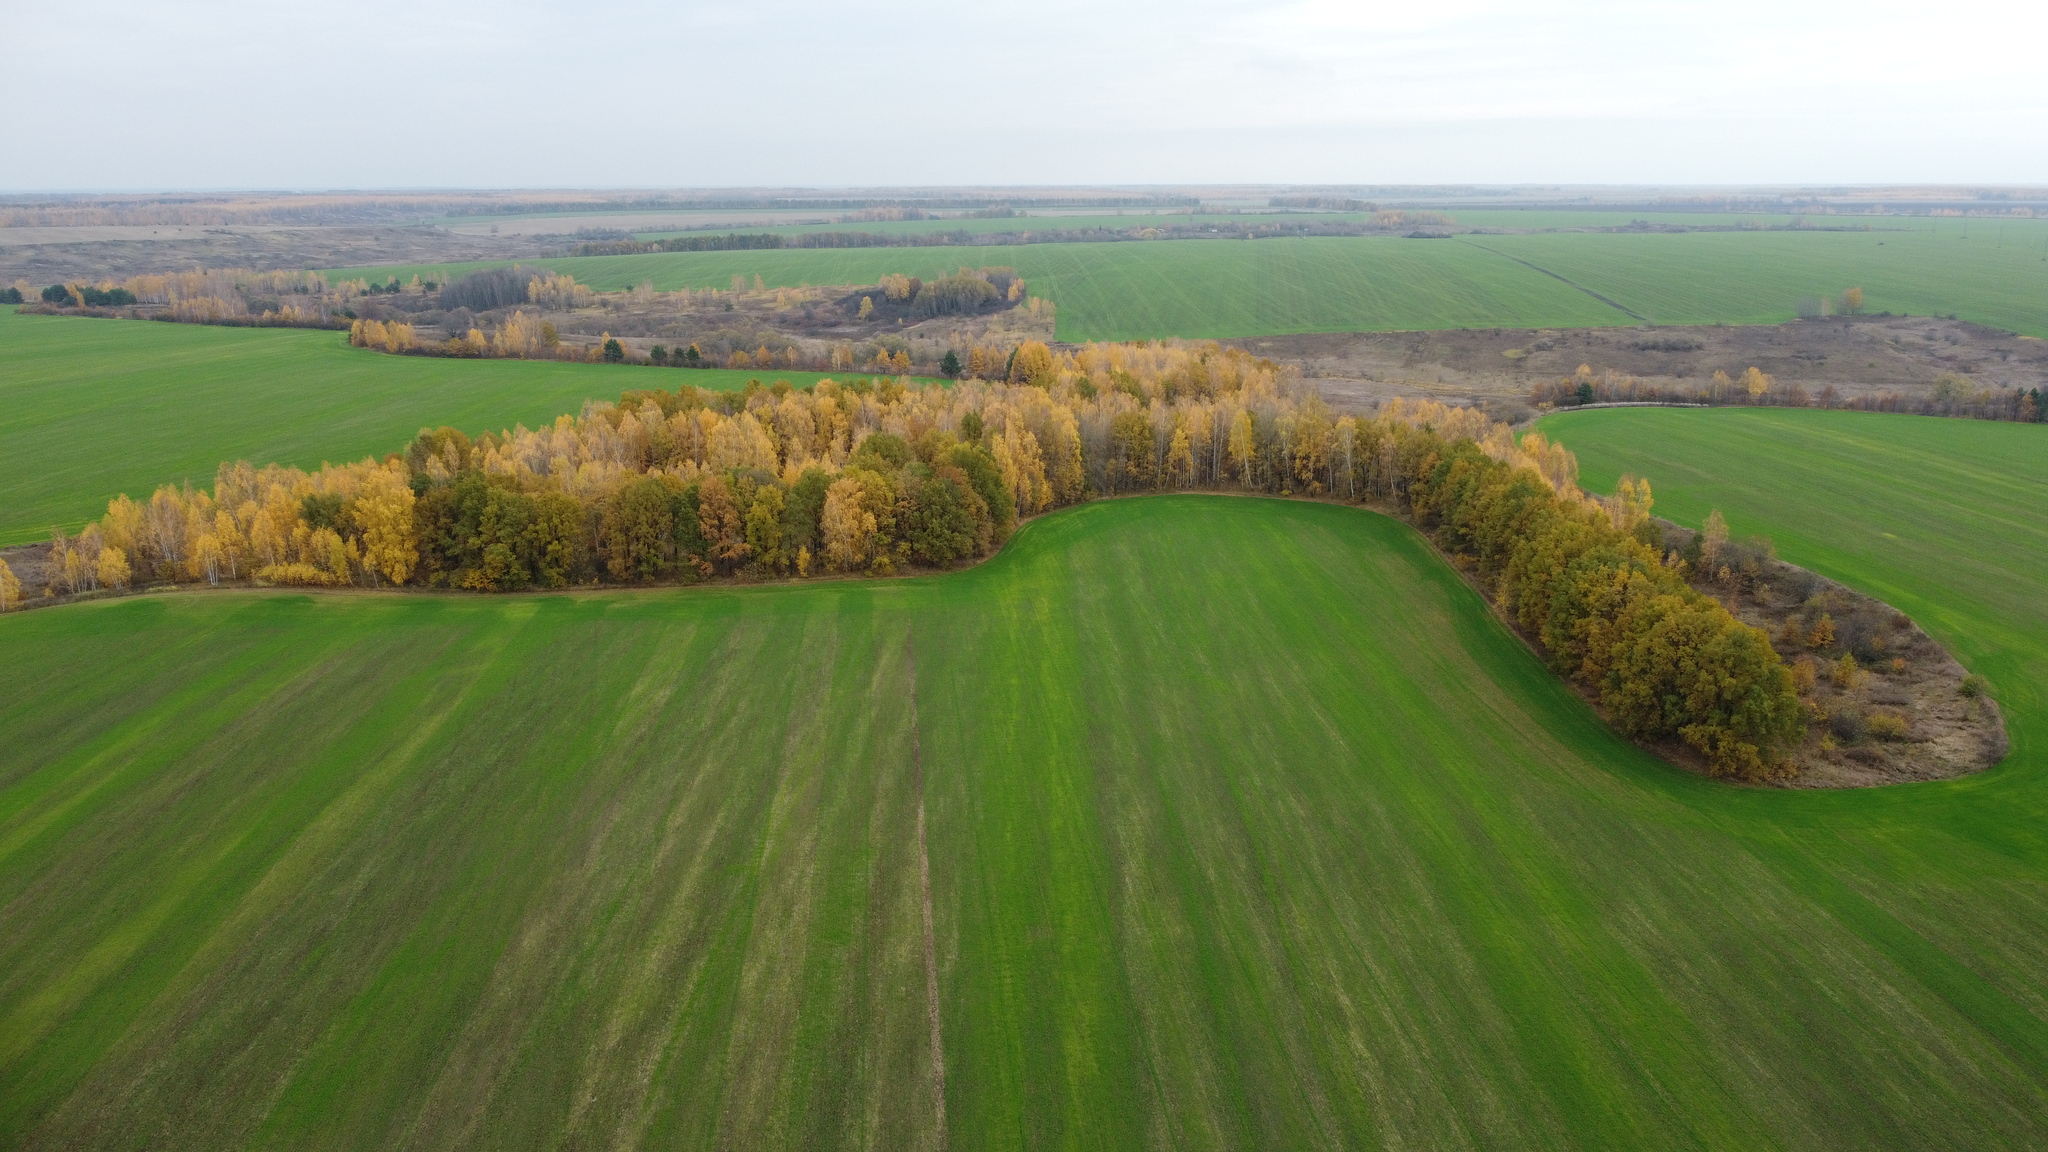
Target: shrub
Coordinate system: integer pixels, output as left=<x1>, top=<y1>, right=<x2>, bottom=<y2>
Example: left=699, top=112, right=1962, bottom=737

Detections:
left=0, top=287, right=22, bottom=304
left=1865, top=711, right=1910, bottom=741
left=1960, top=673, right=1990, bottom=698
left=1830, top=707, right=1866, bottom=742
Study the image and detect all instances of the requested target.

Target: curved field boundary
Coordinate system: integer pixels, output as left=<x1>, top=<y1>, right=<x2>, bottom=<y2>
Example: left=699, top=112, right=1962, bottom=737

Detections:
left=6, top=494, right=2048, bottom=1146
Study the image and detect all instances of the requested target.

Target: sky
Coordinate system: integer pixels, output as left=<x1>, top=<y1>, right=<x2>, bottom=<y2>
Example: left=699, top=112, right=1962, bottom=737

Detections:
left=5, top=0, right=2046, bottom=190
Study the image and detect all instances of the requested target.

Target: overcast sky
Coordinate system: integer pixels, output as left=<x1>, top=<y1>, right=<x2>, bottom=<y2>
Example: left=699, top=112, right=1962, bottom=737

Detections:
left=5, top=0, right=2044, bottom=190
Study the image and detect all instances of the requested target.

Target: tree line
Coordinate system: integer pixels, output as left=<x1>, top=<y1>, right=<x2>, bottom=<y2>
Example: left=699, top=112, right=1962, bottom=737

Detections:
left=570, top=213, right=1474, bottom=258
left=1405, top=434, right=1802, bottom=778
left=21, top=340, right=1803, bottom=776
left=1533, top=364, right=2048, bottom=424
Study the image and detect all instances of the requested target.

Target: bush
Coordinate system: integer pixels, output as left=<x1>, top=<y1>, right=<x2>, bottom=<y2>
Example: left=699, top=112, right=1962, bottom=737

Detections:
left=1830, top=707, right=1866, bottom=742
left=1865, top=711, right=1911, bottom=741
left=0, top=287, right=21, bottom=304
left=42, top=284, right=71, bottom=303
left=1960, top=673, right=1990, bottom=698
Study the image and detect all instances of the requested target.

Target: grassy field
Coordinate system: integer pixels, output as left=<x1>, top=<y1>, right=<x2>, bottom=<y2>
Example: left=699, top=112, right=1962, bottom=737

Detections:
left=0, top=310, right=869, bottom=545
left=328, top=238, right=1629, bottom=342
left=332, top=224, right=2048, bottom=343
left=628, top=211, right=1376, bottom=240
left=5, top=484, right=2048, bottom=1148
left=1480, top=227, right=2048, bottom=333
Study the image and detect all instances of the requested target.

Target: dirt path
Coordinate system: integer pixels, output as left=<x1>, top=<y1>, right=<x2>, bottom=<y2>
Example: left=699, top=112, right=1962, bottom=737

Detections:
left=906, top=630, right=949, bottom=1148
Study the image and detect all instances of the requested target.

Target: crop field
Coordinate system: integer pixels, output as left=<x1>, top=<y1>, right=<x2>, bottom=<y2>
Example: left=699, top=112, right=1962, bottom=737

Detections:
left=1443, top=209, right=1961, bottom=230
left=332, top=224, right=2048, bottom=343
left=1479, top=227, right=2048, bottom=334
left=327, top=239, right=1628, bottom=342
left=5, top=486, right=2048, bottom=1148
left=628, top=211, right=1375, bottom=240
left=0, top=310, right=856, bottom=545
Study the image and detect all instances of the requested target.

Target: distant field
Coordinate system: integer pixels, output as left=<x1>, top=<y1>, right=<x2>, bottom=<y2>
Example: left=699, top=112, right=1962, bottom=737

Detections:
left=332, top=225, right=2048, bottom=342
left=327, top=238, right=1629, bottom=342
left=0, top=310, right=854, bottom=545
left=8, top=491, right=2048, bottom=1147
left=629, top=211, right=1372, bottom=240
left=1480, top=227, right=2048, bottom=334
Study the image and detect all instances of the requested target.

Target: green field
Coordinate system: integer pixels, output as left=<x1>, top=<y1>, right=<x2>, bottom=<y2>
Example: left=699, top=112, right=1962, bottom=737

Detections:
left=6, top=466, right=2048, bottom=1146
left=0, top=310, right=868, bottom=546
left=1481, top=227, right=2048, bottom=332
left=332, top=225, right=2048, bottom=343
left=328, top=238, right=1628, bottom=342
left=628, top=211, right=1375, bottom=240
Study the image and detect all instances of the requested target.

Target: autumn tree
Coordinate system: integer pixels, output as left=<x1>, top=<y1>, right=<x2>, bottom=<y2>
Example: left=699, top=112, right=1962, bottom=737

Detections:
left=1742, top=367, right=1772, bottom=401
left=821, top=475, right=877, bottom=570
left=1807, top=613, right=1835, bottom=649
left=600, top=476, right=679, bottom=582
left=697, top=475, right=750, bottom=573
left=745, top=484, right=788, bottom=573
left=1008, top=341, right=1054, bottom=387
left=1699, top=509, right=1730, bottom=572
left=96, top=546, right=131, bottom=590
left=355, top=467, right=417, bottom=585
left=0, top=558, right=20, bottom=610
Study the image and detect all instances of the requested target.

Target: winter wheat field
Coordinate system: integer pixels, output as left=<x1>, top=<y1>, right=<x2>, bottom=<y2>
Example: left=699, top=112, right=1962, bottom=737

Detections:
left=5, top=416, right=2048, bottom=1145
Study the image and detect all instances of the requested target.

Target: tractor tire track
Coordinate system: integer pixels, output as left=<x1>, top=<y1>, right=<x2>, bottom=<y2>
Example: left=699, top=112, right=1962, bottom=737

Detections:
left=1460, top=240, right=1651, bottom=322
left=906, top=630, right=948, bottom=1149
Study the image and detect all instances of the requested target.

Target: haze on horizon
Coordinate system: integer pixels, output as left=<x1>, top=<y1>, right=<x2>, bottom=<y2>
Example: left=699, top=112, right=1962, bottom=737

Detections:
left=4, top=0, right=2044, bottom=192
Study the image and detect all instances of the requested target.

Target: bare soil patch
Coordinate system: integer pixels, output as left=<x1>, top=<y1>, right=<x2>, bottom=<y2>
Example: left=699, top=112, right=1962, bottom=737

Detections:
left=1654, top=521, right=2005, bottom=786
left=0, top=226, right=551, bottom=286
left=1231, top=317, right=2048, bottom=417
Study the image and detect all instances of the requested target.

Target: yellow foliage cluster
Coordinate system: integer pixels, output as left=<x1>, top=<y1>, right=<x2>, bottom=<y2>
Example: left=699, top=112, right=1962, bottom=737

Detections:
left=80, top=339, right=1578, bottom=595
left=528, top=273, right=595, bottom=311
left=90, top=458, right=416, bottom=590
left=350, top=318, right=417, bottom=353
left=168, top=295, right=248, bottom=323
